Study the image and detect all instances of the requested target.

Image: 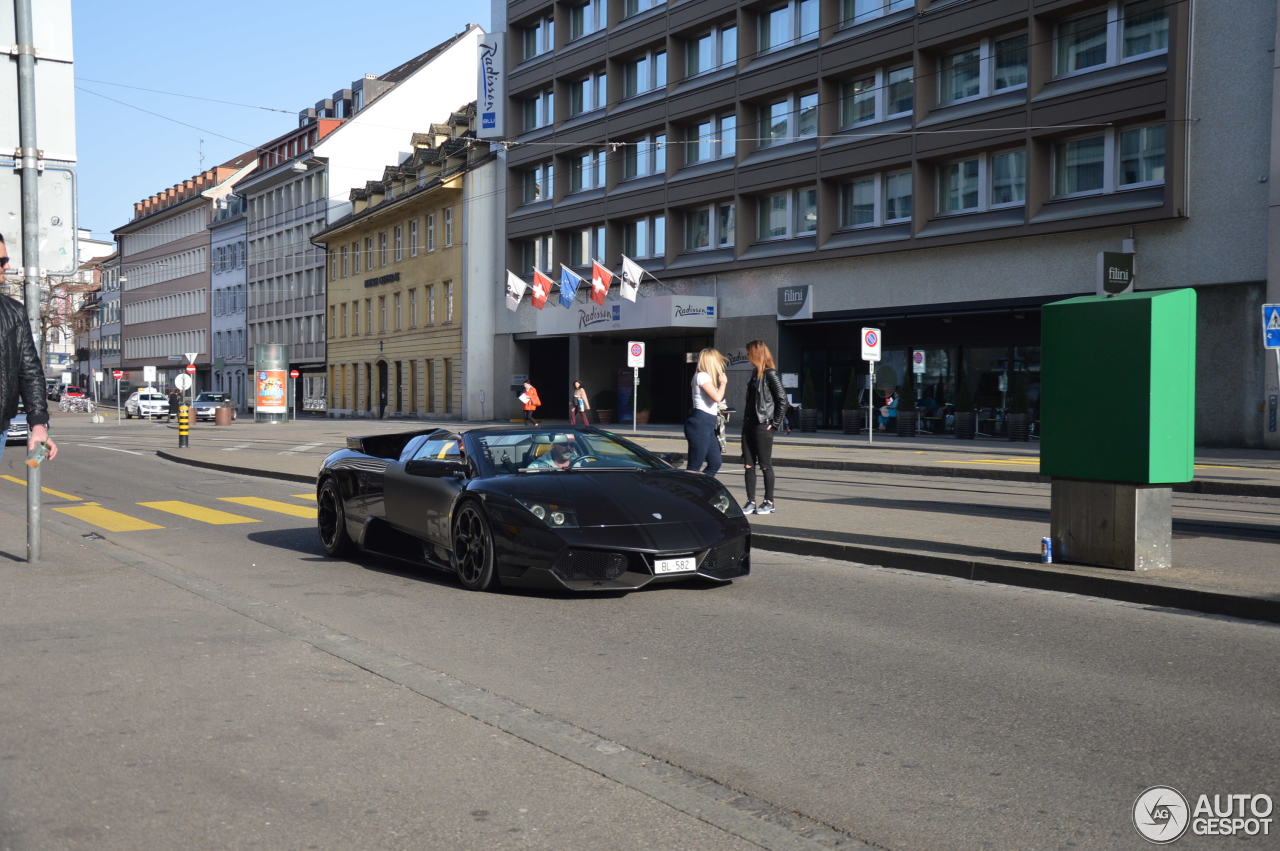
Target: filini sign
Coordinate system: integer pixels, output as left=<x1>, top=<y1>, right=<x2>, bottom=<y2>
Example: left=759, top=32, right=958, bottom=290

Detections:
left=777, top=285, right=813, bottom=320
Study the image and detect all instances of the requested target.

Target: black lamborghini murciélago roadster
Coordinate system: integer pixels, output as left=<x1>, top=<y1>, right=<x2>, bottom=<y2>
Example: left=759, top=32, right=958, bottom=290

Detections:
left=316, top=426, right=750, bottom=592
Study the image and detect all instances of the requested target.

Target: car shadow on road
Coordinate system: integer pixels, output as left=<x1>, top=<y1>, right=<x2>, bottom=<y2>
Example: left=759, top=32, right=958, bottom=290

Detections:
left=758, top=523, right=1027, bottom=563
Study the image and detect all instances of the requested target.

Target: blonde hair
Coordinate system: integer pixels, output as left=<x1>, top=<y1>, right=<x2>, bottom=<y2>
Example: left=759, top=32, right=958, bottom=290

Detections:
left=696, top=347, right=726, bottom=387
left=746, top=340, right=776, bottom=381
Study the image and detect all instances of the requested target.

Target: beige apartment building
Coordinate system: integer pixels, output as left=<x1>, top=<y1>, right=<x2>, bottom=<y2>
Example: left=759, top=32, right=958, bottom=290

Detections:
left=316, top=108, right=490, bottom=418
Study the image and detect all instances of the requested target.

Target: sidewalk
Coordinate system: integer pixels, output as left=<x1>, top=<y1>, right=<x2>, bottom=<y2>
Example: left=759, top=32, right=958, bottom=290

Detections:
left=154, top=416, right=1280, bottom=624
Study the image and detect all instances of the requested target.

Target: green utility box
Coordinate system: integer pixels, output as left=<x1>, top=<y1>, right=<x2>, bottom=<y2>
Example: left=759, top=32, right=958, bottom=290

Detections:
left=1040, top=289, right=1196, bottom=484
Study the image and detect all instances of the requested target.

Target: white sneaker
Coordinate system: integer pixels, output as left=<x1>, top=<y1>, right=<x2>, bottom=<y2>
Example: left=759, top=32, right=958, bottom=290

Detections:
left=742, top=500, right=757, bottom=515
left=756, top=500, right=775, bottom=515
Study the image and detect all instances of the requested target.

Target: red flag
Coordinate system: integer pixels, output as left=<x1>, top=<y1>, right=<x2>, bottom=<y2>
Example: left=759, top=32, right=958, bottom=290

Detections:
left=531, top=269, right=552, bottom=310
left=590, top=260, right=613, bottom=306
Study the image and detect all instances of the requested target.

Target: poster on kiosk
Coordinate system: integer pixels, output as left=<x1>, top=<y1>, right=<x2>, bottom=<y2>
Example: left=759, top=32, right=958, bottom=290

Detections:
left=254, top=343, right=289, bottom=421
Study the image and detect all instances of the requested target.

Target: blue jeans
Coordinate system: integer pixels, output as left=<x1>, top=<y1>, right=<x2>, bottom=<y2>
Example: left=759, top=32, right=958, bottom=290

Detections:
left=684, top=410, right=721, bottom=476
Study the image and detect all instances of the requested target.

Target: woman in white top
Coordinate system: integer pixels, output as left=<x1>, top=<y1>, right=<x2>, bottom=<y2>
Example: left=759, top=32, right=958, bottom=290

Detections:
left=684, top=347, right=728, bottom=475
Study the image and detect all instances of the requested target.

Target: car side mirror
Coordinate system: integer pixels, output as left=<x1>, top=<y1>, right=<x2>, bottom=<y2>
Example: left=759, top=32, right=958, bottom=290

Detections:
left=406, top=458, right=467, bottom=479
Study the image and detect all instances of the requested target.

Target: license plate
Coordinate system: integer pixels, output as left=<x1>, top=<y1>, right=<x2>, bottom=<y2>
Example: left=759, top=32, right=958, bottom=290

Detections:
left=654, top=556, right=696, bottom=574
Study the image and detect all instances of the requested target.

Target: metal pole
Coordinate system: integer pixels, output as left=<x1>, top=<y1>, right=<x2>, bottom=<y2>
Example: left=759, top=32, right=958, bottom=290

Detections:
left=867, top=362, right=875, bottom=445
left=632, top=367, right=638, bottom=433
left=16, top=0, right=42, bottom=562
left=116, top=377, right=121, bottom=422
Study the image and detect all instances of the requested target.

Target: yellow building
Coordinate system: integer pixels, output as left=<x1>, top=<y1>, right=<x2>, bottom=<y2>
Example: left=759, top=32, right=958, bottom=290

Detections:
left=316, top=107, right=485, bottom=418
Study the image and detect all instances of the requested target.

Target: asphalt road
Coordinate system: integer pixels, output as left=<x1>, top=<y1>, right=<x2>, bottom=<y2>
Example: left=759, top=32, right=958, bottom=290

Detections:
left=2, top=429, right=1277, bottom=850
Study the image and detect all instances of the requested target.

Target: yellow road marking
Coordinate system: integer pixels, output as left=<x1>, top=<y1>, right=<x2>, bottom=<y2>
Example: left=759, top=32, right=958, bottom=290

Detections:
left=291, top=492, right=316, bottom=501
left=0, top=474, right=82, bottom=501
left=138, top=501, right=260, bottom=525
left=939, top=458, right=1040, bottom=466
left=54, top=502, right=162, bottom=532
left=1193, top=464, right=1247, bottom=470
left=218, top=496, right=317, bottom=519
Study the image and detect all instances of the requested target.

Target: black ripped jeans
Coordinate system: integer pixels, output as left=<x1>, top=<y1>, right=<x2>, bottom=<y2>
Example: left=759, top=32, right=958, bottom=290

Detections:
left=741, top=422, right=775, bottom=502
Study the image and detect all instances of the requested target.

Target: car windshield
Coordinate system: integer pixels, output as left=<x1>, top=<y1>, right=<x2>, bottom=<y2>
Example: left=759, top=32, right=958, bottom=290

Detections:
left=195, top=393, right=228, bottom=403
left=138, top=394, right=164, bottom=401
left=469, top=429, right=666, bottom=475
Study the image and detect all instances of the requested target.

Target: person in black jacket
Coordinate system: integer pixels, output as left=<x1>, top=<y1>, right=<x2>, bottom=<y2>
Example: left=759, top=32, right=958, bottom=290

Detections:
left=0, top=235, right=57, bottom=462
left=740, top=339, right=786, bottom=515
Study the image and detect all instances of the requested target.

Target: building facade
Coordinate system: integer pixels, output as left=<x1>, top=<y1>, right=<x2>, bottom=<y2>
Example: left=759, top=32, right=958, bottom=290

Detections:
left=317, top=108, right=495, bottom=419
left=113, top=155, right=256, bottom=394
left=210, top=195, right=250, bottom=409
left=492, top=0, right=1277, bottom=446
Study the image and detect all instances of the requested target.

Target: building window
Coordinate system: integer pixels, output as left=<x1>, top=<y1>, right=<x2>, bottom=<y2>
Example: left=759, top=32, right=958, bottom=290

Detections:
left=340, top=303, right=348, bottom=337
left=683, top=202, right=735, bottom=251
left=521, top=161, right=555, bottom=203
left=840, top=65, right=913, bottom=128
left=426, top=214, right=435, bottom=251
left=685, top=24, right=737, bottom=77
left=623, top=133, right=666, bottom=179
left=622, top=215, right=666, bottom=259
left=351, top=241, right=360, bottom=274
left=378, top=232, right=388, bottom=266
left=569, top=0, right=605, bottom=40
left=839, top=170, right=913, bottom=229
left=569, top=148, right=608, bottom=192
left=756, top=187, right=818, bottom=240
left=408, top=288, right=417, bottom=328
left=364, top=298, right=373, bottom=335
left=393, top=291, right=402, bottom=331
left=1055, top=1, right=1168, bottom=78
left=393, top=225, right=403, bottom=261
left=522, top=89, right=555, bottom=131
left=759, top=91, right=818, bottom=148
left=622, top=49, right=667, bottom=98
left=757, top=0, right=818, bottom=53
left=519, top=235, right=553, bottom=275
left=444, top=207, right=453, bottom=247
left=409, top=219, right=418, bottom=256
left=570, top=70, right=608, bottom=116
left=623, top=0, right=663, bottom=18
left=378, top=295, right=387, bottom=332
left=938, top=34, right=1027, bottom=106
left=340, top=246, right=349, bottom=277
left=520, top=14, right=554, bottom=61
left=841, top=0, right=912, bottom=28
left=444, top=280, right=454, bottom=323
left=938, top=149, right=1026, bottom=213
left=685, top=112, right=737, bottom=164
left=1118, top=125, right=1165, bottom=187
left=567, top=226, right=606, bottom=267
left=426, top=284, right=436, bottom=324
left=1052, top=124, right=1165, bottom=197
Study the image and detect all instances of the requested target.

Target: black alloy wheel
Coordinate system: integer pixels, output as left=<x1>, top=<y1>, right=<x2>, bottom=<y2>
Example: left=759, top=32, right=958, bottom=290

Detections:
left=452, top=501, right=497, bottom=591
left=317, top=478, right=354, bottom=557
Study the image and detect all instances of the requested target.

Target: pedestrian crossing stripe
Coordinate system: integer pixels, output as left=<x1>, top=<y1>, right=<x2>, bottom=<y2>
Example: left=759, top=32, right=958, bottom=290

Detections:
left=138, top=501, right=260, bottom=525
left=218, top=496, right=317, bottom=519
left=291, top=493, right=316, bottom=501
left=54, top=502, right=163, bottom=532
left=0, top=474, right=82, bottom=501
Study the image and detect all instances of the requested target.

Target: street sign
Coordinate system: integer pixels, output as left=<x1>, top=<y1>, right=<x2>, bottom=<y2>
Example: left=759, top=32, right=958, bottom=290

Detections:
left=1098, top=251, right=1135, bottom=295
left=184, top=351, right=198, bottom=364
left=112, top=369, right=123, bottom=379
left=174, top=374, right=191, bottom=391
left=1263, top=304, right=1280, bottom=349
left=143, top=365, right=156, bottom=384
left=627, top=341, right=646, bottom=368
left=289, top=369, right=300, bottom=379
left=861, top=328, right=881, bottom=362
left=185, top=364, right=196, bottom=374
left=912, top=350, right=925, bottom=374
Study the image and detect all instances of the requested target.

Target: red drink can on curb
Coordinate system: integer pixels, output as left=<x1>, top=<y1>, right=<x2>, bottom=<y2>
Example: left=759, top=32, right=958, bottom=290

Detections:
left=1040, top=537, right=1053, bottom=564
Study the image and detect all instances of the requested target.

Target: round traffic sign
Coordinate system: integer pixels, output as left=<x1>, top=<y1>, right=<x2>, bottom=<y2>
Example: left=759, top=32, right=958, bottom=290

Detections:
left=174, top=373, right=192, bottom=391
left=913, top=351, right=924, bottom=365
left=629, top=343, right=642, bottom=358
left=864, top=330, right=878, bottom=348
left=112, top=369, right=123, bottom=379
left=289, top=369, right=300, bottom=379
left=185, top=364, right=196, bottom=374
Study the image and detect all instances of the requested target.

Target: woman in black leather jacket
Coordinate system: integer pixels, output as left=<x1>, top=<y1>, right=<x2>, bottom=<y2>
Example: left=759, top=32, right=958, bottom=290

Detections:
left=0, top=238, right=56, bottom=462
left=740, top=340, right=787, bottom=515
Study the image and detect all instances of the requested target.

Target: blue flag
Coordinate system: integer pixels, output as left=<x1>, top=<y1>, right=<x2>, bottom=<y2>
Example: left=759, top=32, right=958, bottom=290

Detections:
left=559, top=265, right=583, bottom=308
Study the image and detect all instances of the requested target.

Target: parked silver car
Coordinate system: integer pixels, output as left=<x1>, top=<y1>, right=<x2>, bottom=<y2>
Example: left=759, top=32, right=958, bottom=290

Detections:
left=5, top=402, right=28, bottom=444
left=125, top=390, right=169, bottom=419
left=192, top=392, right=236, bottom=422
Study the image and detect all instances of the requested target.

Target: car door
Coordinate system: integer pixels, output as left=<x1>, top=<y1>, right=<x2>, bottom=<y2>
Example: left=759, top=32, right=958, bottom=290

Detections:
left=382, top=433, right=468, bottom=548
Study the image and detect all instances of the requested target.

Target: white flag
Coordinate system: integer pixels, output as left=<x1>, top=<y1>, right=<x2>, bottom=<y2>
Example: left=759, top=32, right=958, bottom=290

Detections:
left=505, top=270, right=527, bottom=312
left=620, top=255, right=645, bottom=303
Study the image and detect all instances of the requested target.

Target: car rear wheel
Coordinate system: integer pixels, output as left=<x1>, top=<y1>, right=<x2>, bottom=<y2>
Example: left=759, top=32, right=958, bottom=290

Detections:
left=317, top=478, right=354, bottom=557
left=452, top=502, right=497, bottom=591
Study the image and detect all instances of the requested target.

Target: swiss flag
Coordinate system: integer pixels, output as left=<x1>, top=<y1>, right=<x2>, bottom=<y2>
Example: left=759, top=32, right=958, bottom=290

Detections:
left=590, top=261, right=613, bottom=306
left=531, top=269, right=553, bottom=309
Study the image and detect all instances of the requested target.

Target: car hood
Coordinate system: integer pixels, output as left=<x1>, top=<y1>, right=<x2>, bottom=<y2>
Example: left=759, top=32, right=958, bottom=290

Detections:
left=482, top=469, right=735, bottom=529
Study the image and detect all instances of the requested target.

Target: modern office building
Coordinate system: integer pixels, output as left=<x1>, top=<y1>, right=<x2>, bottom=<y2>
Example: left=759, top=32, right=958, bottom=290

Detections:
left=491, top=0, right=1277, bottom=446
left=236, top=24, right=484, bottom=414
left=210, top=195, right=250, bottom=409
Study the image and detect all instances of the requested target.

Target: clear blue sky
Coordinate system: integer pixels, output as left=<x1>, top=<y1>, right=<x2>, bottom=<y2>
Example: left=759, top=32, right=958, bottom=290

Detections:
left=71, top=0, right=488, bottom=241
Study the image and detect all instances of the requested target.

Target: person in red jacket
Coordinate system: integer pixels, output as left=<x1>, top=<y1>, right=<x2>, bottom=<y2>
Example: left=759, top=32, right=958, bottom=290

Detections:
left=520, top=381, right=541, bottom=427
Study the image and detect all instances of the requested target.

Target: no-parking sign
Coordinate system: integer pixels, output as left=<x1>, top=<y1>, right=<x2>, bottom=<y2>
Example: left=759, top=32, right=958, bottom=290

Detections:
left=861, top=328, right=882, bottom=362
left=627, top=340, right=646, bottom=368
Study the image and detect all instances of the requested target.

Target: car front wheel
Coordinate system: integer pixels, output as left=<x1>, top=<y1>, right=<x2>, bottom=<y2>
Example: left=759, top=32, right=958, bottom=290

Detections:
left=317, top=478, right=355, bottom=557
left=452, top=502, right=497, bottom=591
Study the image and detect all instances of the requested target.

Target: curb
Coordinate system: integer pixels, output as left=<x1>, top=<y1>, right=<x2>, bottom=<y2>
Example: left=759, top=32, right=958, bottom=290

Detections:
left=751, top=533, right=1280, bottom=625
left=155, top=450, right=315, bottom=485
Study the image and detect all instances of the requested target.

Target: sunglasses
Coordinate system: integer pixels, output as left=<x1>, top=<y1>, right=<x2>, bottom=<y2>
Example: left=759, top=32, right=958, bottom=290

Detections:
left=0, top=256, right=8, bottom=266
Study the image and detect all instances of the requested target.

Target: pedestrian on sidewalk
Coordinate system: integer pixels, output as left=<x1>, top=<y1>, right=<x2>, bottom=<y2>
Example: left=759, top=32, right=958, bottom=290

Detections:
left=0, top=235, right=57, bottom=463
left=740, top=340, right=786, bottom=515
left=520, top=381, right=541, bottom=427
left=684, top=347, right=728, bottom=476
left=167, top=388, right=181, bottom=422
left=569, top=380, right=591, bottom=426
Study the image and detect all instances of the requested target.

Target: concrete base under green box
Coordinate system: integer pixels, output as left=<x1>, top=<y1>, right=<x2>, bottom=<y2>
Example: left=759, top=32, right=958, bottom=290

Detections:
left=1050, top=479, right=1172, bottom=571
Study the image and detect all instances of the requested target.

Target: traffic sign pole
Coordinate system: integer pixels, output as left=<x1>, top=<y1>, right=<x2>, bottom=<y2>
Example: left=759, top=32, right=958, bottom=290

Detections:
left=861, top=328, right=882, bottom=444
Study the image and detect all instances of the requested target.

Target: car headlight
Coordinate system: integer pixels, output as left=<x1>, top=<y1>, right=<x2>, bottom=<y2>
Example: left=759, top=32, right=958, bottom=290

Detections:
left=712, top=488, right=744, bottom=518
left=515, top=498, right=579, bottom=528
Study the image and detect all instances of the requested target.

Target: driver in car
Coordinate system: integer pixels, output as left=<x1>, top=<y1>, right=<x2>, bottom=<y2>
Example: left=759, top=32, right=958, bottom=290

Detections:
left=526, top=442, right=575, bottom=471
